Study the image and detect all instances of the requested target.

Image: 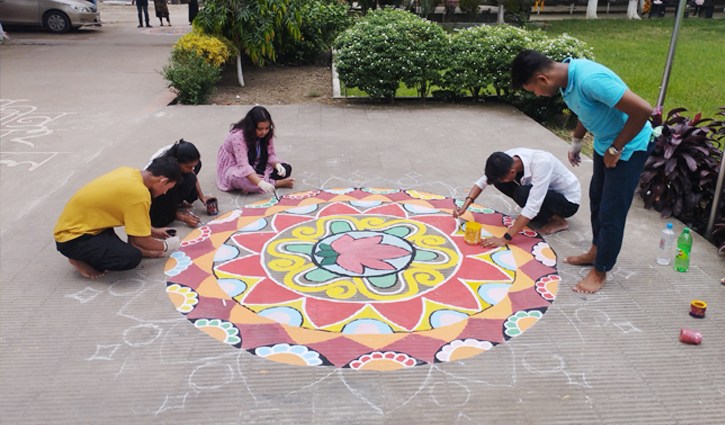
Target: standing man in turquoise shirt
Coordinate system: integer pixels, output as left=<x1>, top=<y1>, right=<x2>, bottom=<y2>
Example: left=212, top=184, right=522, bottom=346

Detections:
left=511, top=49, right=654, bottom=294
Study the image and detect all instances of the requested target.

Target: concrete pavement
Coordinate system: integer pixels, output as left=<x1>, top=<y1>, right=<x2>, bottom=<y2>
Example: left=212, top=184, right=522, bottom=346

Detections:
left=2, top=4, right=725, bottom=424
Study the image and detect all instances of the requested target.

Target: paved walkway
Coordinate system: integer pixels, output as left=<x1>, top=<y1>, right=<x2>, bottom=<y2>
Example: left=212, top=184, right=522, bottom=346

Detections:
left=1, top=4, right=724, bottom=424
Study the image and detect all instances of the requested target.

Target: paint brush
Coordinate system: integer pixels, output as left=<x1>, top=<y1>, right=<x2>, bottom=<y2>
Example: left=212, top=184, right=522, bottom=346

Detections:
left=187, top=209, right=200, bottom=227
left=273, top=188, right=280, bottom=201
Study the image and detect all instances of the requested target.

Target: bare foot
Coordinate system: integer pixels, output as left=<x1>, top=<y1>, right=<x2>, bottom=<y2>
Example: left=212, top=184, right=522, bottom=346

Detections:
left=69, top=259, right=105, bottom=278
left=572, top=268, right=607, bottom=294
left=275, top=177, right=295, bottom=189
left=537, top=215, right=569, bottom=235
left=564, top=245, right=597, bottom=266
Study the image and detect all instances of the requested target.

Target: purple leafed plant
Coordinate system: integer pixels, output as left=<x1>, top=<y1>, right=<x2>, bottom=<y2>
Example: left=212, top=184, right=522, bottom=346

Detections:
left=708, top=107, right=725, bottom=252
left=637, top=107, right=723, bottom=237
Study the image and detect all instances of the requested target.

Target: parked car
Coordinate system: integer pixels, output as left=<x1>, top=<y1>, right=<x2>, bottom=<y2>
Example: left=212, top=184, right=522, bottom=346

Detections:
left=0, top=0, right=101, bottom=33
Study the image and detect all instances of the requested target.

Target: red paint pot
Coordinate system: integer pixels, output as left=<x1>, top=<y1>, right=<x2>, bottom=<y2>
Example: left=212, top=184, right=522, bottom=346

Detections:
left=680, top=328, right=702, bottom=344
left=690, top=300, right=706, bottom=318
left=206, top=197, right=218, bottom=216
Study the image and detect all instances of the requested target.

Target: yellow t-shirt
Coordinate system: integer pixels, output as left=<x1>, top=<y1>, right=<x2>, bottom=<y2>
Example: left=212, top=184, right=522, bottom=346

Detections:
left=53, top=167, right=152, bottom=243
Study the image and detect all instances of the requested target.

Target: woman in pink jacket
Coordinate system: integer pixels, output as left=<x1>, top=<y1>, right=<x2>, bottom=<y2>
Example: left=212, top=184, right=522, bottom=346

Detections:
left=216, top=106, right=294, bottom=194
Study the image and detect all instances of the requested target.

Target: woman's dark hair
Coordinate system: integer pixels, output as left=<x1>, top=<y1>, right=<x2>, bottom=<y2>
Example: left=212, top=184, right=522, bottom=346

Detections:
left=510, top=49, right=554, bottom=91
left=485, top=152, right=514, bottom=184
left=231, top=106, right=275, bottom=174
left=163, top=139, right=200, bottom=165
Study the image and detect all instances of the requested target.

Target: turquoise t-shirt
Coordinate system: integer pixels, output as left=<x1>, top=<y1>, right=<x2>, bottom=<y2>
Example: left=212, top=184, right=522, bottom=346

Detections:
left=561, top=58, right=652, bottom=161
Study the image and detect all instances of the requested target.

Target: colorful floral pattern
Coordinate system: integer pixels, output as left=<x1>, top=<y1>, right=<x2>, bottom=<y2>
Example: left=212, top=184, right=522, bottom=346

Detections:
left=165, top=252, right=193, bottom=276
left=194, top=319, right=241, bottom=346
left=348, top=351, right=419, bottom=370
left=255, top=344, right=324, bottom=366
left=435, top=339, right=494, bottom=362
left=166, top=283, right=198, bottom=313
left=504, top=310, right=544, bottom=338
left=535, top=275, right=559, bottom=301
left=165, top=189, right=558, bottom=369
left=180, top=226, right=212, bottom=248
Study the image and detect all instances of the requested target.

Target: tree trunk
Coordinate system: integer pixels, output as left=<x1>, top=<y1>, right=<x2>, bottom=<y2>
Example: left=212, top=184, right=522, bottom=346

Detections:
left=236, top=55, right=245, bottom=87
left=586, top=0, right=598, bottom=18
left=627, top=0, right=641, bottom=18
left=498, top=3, right=505, bottom=23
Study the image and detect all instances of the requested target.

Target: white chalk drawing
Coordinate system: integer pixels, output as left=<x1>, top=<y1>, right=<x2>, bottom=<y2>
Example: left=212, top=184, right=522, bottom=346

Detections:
left=522, top=352, right=565, bottom=375
left=87, top=344, right=122, bottom=361
left=563, top=371, right=591, bottom=388
left=429, top=382, right=470, bottom=407
left=0, top=99, right=73, bottom=170
left=123, top=323, right=163, bottom=348
left=611, top=266, right=637, bottom=280
left=65, top=286, right=103, bottom=303
left=114, top=357, right=129, bottom=381
left=108, top=278, right=147, bottom=296
left=0, top=99, right=72, bottom=147
left=188, top=363, right=234, bottom=392
left=155, top=393, right=188, bottom=416
left=0, top=151, right=66, bottom=172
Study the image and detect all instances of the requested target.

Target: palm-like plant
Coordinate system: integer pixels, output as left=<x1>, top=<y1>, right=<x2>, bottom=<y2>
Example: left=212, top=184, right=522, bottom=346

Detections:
left=195, top=0, right=302, bottom=85
left=637, top=107, right=723, bottom=234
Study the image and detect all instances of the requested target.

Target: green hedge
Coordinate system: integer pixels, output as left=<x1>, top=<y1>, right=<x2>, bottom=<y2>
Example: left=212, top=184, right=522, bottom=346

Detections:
left=334, top=9, right=450, bottom=101
left=334, top=12, right=593, bottom=119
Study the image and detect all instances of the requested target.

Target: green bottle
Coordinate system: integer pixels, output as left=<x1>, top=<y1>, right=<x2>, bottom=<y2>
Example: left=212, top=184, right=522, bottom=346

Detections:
left=674, top=228, right=692, bottom=272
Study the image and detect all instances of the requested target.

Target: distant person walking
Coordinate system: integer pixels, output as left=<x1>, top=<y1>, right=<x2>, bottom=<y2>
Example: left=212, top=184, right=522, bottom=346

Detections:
left=153, top=0, right=171, bottom=26
left=189, top=0, right=199, bottom=24
left=136, top=0, right=151, bottom=27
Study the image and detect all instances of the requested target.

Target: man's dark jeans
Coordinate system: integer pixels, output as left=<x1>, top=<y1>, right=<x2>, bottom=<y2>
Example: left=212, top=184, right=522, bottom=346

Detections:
left=590, top=140, right=655, bottom=272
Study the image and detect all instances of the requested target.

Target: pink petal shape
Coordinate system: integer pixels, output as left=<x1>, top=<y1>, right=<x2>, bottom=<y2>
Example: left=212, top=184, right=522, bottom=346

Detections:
left=331, top=234, right=409, bottom=274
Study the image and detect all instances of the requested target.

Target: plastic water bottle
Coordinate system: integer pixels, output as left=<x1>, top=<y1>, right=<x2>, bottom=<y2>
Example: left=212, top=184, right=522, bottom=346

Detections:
left=674, top=227, right=692, bottom=272
left=656, top=223, right=675, bottom=265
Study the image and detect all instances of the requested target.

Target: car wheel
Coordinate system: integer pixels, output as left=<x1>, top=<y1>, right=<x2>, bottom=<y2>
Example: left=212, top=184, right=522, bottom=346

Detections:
left=43, top=11, right=71, bottom=33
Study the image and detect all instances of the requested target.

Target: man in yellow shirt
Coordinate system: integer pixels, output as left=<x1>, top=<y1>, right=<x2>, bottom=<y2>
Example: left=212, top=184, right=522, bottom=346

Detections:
left=54, top=157, right=182, bottom=278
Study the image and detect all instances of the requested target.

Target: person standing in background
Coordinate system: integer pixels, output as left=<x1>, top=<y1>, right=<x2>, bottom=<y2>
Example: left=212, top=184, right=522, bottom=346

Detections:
left=136, top=0, right=151, bottom=27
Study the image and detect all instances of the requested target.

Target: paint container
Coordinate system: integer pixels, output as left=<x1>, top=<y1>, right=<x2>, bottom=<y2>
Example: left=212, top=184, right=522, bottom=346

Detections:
left=464, top=221, right=482, bottom=245
left=206, top=197, right=218, bottom=216
left=680, top=328, right=702, bottom=345
left=689, top=300, right=707, bottom=318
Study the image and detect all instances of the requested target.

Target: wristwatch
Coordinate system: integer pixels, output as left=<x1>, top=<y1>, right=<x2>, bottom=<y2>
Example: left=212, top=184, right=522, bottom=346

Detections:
left=503, top=232, right=512, bottom=241
left=607, top=145, right=622, bottom=156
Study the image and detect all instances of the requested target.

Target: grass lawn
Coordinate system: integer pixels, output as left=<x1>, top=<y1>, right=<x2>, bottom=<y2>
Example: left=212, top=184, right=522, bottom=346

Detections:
left=542, top=17, right=725, bottom=117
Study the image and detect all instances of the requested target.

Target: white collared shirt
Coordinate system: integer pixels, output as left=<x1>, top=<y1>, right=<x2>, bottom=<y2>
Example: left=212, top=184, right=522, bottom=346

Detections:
left=474, top=148, right=581, bottom=220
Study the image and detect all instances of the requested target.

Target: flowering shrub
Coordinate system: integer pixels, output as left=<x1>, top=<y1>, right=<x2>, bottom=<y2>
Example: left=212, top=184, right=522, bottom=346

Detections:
left=174, top=30, right=235, bottom=67
left=334, top=9, right=449, bottom=101
left=161, top=48, right=222, bottom=105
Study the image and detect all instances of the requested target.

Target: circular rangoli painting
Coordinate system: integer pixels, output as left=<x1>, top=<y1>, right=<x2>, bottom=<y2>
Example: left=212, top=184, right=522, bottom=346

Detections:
left=164, top=188, right=559, bottom=370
